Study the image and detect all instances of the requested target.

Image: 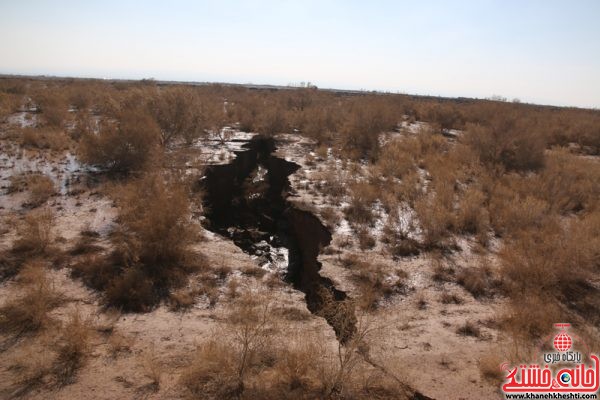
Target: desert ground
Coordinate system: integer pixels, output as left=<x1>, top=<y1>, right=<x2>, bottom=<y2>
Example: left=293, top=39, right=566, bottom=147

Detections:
left=0, top=77, right=598, bottom=399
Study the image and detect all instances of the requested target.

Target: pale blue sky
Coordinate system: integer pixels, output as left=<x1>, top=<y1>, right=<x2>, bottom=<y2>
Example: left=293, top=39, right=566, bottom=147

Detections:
left=1, top=0, right=599, bottom=108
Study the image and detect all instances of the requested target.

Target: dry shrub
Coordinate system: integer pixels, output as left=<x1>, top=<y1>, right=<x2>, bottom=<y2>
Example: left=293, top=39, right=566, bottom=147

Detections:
left=53, top=312, right=93, bottom=385
left=0, top=92, right=22, bottom=120
left=116, top=173, right=199, bottom=266
left=268, top=338, right=326, bottom=396
left=78, top=110, right=160, bottom=174
left=499, top=214, right=600, bottom=337
left=456, top=186, right=489, bottom=236
left=69, top=230, right=103, bottom=255
left=320, top=206, right=341, bottom=228
left=315, top=168, right=347, bottom=200
left=181, top=291, right=274, bottom=399
left=479, top=351, right=504, bottom=385
left=535, top=150, right=600, bottom=214
left=414, top=192, right=454, bottom=249
left=350, top=263, right=406, bottom=310
left=13, top=208, right=54, bottom=255
left=501, top=296, right=563, bottom=341
left=456, top=321, right=481, bottom=337
left=357, top=228, right=376, bottom=250
left=9, top=173, right=56, bottom=207
left=440, top=292, right=463, bottom=304
left=36, top=92, right=68, bottom=127
left=180, top=340, right=240, bottom=399
left=376, top=138, right=417, bottom=178
left=71, top=174, right=204, bottom=311
left=22, top=127, right=71, bottom=150
left=0, top=265, right=62, bottom=335
left=341, top=99, right=396, bottom=160
left=6, top=345, right=54, bottom=396
left=344, top=181, right=379, bottom=227
left=27, top=174, right=56, bottom=207
left=500, top=227, right=590, bottom=305
left=397, top=170, right=422, bottom=206
left=456, top=265, right=496, bottom=298
left=1, top=208, right=56, bottom=280
left=489, top=187, right=550, bottom=237
left=150, top=87, right=210, bottom=145
left=169, top=288, right=196, bottom=311
left=465, top=118, right=545, bottom=172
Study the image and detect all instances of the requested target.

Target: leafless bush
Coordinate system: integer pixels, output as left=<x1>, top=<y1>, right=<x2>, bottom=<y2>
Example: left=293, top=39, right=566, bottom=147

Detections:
left=53, top=311, right=93, bottom=385
left=344, top=182, right=379, bottom=227
left=464, top=119, right=545, bottom=172
left=456, top=321, right=481, bottom=337
left=78, top=109, right=160, bottom=173
left=71, top=174, right=205, bottom=311
left=456, top=186, right=489, bottom=236
left=376, top=138, right=417, bottom=178
left=149, top=87, right=210, bottom=145
left=0, top=265, right=62, bottom=335
left=13, top=208, right=55, bottom=254
left=22, top=127, right=71, bottom=150
left=456, top=265, right=496, bottom=298
left=36, top=92, right=68, bottom=127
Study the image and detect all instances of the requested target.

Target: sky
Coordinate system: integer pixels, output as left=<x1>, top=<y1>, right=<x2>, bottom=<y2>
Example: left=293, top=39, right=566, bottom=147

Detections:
left=1, top=0, right=599, bottom=108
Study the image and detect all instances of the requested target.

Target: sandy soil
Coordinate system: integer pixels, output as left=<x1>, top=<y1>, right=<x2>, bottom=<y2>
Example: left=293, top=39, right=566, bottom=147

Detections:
left=0, top=118, right=515, bottom=399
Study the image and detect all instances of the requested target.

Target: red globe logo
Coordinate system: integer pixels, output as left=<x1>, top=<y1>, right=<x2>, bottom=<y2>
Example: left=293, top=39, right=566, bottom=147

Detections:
left=553, top=332, right=572, bottom=352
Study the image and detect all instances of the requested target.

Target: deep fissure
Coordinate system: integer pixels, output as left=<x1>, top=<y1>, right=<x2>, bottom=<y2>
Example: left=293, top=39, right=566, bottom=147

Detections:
left=202, top=136, right=356, bottom=342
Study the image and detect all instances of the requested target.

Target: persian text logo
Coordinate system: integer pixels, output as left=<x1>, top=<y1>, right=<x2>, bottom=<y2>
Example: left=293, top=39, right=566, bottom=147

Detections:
left=501, top=323, right=599, bottom=395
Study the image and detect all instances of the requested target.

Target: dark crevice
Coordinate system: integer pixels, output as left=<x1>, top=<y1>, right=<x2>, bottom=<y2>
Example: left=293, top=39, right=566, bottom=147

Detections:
left=202, top=135, right=356, bottom=342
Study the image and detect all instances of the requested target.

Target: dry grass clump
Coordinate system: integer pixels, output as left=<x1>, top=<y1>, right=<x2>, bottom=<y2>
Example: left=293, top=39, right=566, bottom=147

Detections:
left=314, top=168, right=347, bottom=201
left=180, top=340, right=242, bottom=399
left=21, top=127, right=71, bottom=150
left=456, top=320, right=482, bottom=337
left=439, top=292, right=463, bottom=304
left=414, top=192, right=455, bottom=249
left=376, top=138, right=417, bottom=179
left=26, top=174, right=56, bottom=207
left=69, top=230, right=103, bottom=255
left=169, top=288, right=197, bottom=311
left=181, top=292, right=275, bottom=399
left=340, top=100, right=396, bottom=160
left=35, top=92, right=69, bottom=128
left=1, top=208, right=58, bottom=280
left=78, top=109, right=160, bottom=174
left=535, top=150, right=600, bottom=214
left=4, top=311, right=93, bottom=394
left=344, top=181, right=379, bottom=227
left=456, top=265, right=496, bottom=299
left=71, top=174, right=205, bottom=311
left=0, top=264, right=62, bottom=335
left=464, top=118, right=545, bottom=172
left=13, top=208, right=55, bottom=254
left=488, top=188, right=550, bottom=237
left=52, top=312, right=93, bottom=385
left=6, top=345, right=54, bottom=396
left=319, top=206, right=341, bottom=228
left=181, top=290, right=408, bottom=399
left=149, top=86, right=211, bottom=145
left=349, top=263, right=406, bottom=310
left=478, top=351, right=504, bottom=385
left=455, top=186, right=489, bottom=239
left=357, top=228, right=376, bottom=250
left=9, top=173, right=56, bottom=207
left=499, top=213, right=600, bottom=338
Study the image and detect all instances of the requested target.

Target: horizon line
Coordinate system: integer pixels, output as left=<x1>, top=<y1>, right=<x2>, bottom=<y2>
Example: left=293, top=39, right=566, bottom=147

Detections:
left=1, top=71, right=597, bottom=112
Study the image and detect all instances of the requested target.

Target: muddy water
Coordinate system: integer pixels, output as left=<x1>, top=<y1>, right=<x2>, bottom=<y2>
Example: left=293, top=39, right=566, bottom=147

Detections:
left=202, top=136, right=356, bottom=342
